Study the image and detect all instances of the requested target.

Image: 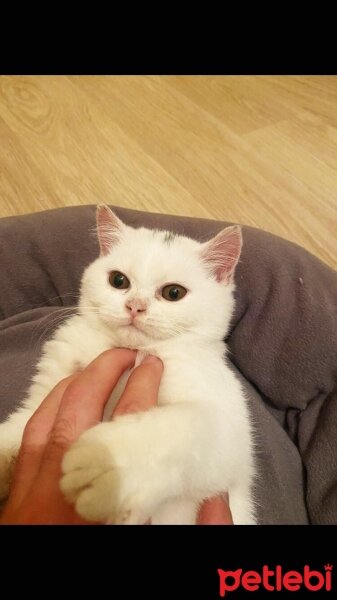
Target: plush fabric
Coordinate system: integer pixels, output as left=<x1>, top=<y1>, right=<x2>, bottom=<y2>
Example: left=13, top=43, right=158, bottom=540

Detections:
left=0, top=205, right=336, bottom=524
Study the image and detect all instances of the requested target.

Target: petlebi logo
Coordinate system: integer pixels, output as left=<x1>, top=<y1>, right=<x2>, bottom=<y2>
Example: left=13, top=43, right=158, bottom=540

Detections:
left=217, top=564, right=333, bottom=595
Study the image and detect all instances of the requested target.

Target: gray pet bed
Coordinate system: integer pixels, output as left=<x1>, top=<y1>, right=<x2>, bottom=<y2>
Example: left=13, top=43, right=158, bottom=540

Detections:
left=0, top=205, right=336, bottom=524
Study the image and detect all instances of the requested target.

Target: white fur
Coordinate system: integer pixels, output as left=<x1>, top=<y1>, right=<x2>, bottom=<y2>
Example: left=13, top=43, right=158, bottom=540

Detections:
left=0, top=209, right=256, bottom=524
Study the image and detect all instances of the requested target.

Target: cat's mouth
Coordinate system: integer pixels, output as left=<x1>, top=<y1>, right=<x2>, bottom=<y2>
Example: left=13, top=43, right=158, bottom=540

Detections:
left=117, top=318, right=156, bottom=344
left=117, top=318, right=170, bottom=342
left=122, top=318, right=145, bottom=332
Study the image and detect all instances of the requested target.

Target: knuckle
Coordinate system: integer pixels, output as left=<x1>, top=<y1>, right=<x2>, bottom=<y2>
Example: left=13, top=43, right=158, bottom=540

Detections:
left=22, top=418, right=40, bottom=444
left=48, top=417, right=77, bottom=453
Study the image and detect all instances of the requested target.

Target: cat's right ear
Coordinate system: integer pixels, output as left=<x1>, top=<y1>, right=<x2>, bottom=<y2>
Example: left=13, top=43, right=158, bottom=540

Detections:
left=200, top=225, right=242, bottom=284
left=96, top=205, right=124, bottom=256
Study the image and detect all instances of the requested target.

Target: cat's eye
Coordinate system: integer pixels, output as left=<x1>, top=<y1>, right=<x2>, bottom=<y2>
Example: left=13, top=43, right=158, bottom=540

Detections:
left=162, top=284, right=187, bottom=302
left=109, top=271, right=130, bottom=290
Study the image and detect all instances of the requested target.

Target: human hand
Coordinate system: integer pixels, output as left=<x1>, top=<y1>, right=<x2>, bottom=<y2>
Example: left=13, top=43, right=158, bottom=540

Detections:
left=0, top=349, right=136, bottom=524
left=197, top=493, right=233, bottom=525
left=0, top=349, right=232, bottom=524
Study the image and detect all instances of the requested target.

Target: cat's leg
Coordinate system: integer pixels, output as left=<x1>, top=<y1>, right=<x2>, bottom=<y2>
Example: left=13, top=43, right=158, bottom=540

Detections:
left=152, top=498, right=198, bottom=525
left=60, top=401, right=243, bottom=524
left=152, top=492, right=256, bottom=525
left=228, top=484, right=256, bottom=525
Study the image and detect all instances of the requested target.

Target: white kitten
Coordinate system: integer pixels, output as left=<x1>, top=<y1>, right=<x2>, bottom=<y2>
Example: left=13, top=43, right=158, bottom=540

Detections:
left=0, top=206, right=256, bottom=524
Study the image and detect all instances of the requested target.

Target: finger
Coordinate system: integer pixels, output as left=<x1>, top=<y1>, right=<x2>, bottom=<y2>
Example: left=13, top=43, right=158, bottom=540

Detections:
left=197, top=493, right=233, bottom=525
left=2, top=487, right=92, bottom=525
left=113, top=355, right=163, bottom=417
left=41, top=349, right=136, bottom=469
left=7, top=375, right=77, bottom=510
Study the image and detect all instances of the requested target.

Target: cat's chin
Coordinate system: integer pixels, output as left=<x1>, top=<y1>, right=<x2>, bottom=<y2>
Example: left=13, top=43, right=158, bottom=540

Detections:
left=115, top=324, right=155, bottom=349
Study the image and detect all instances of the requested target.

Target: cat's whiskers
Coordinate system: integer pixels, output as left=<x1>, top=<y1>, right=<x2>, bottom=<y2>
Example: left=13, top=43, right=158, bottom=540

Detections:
left=31, top=308, right=77, bottom=354
left=31, top=305, right=105, bottom=353
left=143, top=318, right=189, bottom=337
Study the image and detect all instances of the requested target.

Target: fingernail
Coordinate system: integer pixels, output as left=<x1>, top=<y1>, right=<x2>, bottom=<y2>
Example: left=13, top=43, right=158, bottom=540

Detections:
left=142, top=355, right=160, bottom=365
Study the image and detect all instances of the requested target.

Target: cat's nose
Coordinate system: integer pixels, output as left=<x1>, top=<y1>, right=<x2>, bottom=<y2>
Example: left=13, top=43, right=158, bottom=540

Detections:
left=126, top=298, right=147, bottom=318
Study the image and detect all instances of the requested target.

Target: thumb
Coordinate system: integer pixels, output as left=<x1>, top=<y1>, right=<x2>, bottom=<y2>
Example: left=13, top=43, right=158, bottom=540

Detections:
left=112, top=355, right=163, bottom=418
left=197, top=493, right=233, bottom=525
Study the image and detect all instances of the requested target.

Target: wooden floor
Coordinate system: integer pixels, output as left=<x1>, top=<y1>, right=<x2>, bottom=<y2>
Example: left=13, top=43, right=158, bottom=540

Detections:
left=0, top=76, right=336, bottom=269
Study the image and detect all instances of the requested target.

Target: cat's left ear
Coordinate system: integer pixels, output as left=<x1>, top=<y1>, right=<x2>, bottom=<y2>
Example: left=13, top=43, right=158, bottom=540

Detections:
left=96, top=205, right=125, bottom=256
left=200, top=225, right=243, bottom=284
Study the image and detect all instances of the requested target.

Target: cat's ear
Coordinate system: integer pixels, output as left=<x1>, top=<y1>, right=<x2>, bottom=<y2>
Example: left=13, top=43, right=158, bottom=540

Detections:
left=96, top=205, right=124, bottom=256
left=200, top=225, right=242, bottom=283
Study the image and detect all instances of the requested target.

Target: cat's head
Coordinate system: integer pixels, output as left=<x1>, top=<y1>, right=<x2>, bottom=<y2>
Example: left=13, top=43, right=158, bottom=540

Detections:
left=80, top=205, right=242, bottom=347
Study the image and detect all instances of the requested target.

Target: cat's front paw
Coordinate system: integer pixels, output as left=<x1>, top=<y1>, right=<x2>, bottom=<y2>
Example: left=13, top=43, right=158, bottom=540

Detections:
left=60, top=421, right=169, bottom=524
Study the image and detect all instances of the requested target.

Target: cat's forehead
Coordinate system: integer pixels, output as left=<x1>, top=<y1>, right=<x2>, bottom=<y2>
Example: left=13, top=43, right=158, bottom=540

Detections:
left=138, top=227, right=198, bottom=248
left=104, top=227, right=201, bottom=282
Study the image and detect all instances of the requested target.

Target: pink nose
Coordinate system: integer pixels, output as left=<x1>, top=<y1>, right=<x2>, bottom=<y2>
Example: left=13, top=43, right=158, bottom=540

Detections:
left=126, top=298, right=147, bottom=318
